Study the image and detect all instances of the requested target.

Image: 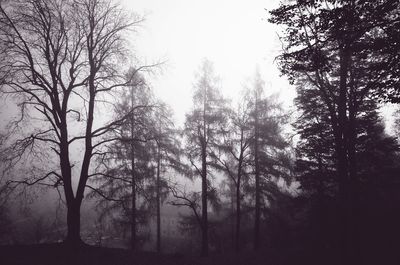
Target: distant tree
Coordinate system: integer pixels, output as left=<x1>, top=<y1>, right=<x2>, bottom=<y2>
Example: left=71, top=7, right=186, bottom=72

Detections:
left=148, top=102, right=188, bottom=253
left=88, top=71, right=155, bottom=250
left=247, top=70, right=290, bottom=251
left=211, top=99, right=252, bottom=252
left=0, top=0, right=152, bottom=246
left=212, top=70, right=290, bottom=252
left=183, top=59, right=228, bottom=256
left=89, top=74, right=185, bottom=252
left=33, top=216, right=49, bottom=244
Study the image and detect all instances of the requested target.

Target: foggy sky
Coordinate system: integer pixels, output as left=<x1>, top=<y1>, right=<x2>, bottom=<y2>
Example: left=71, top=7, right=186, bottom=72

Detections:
left=122, top=0, right=295, bottom=126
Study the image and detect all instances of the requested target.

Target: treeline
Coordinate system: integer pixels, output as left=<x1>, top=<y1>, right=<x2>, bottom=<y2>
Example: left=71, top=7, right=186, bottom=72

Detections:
left=86, top=59, right=292, bottom=256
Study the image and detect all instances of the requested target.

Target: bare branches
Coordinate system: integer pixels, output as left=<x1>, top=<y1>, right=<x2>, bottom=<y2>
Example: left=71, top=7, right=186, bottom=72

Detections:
left=7, top=170, right=62, bottom=188
left=168, top=181, right=202, bottom=228
left=0, top=0, right=156, bottom=243
left=86, top=184, right=123, bottom=202
left=95, top=62, right=165, bottom=94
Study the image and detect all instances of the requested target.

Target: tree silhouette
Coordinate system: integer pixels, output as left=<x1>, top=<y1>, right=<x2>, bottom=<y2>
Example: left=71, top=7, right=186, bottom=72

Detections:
left=294, top=75, right=400, bottom=263
left=270, top=1, right=400, bottom=262
left=0, top=0, right=149, bottom=246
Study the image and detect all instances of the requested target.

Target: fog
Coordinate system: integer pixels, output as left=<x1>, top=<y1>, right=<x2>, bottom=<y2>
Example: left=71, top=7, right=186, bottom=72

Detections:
left=1, top=1, right=400, bottom=265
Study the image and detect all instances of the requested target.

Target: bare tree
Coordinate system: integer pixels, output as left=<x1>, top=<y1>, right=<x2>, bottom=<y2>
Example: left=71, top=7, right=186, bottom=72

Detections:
left=168, top=182, right=202, bottom=230
left=0, top=0, right=152, bottom=246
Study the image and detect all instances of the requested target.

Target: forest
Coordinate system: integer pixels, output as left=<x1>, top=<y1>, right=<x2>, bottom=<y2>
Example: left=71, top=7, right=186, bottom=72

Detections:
left=0, top=0, right=400, bottom=265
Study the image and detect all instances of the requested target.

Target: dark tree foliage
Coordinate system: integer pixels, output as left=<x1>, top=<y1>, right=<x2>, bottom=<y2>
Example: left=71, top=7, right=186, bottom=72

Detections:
left=270, top=0, right=400, bottom=263
left=270, top=0, right=400, bottom=102
left=294, top=78, right=400, bottom=263
left=294, top=78, right=337, bottom=197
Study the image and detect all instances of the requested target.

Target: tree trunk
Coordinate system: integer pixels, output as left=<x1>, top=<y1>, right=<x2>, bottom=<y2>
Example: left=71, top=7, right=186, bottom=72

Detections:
left=201, top=143, right=208, bottom=257
left=316, top=154, right=325, bottom=261
left=235, top=152, right=243, bottom=252
left=254, top=93, right=260, bottom=251
left=156, top=145, right=161, bottom=253
left=130, top=90, right=136, bottom=251
left=347, top=73, right=360, bottom=263
left=201, top=87, right=208, bottom=257
left=338, top=45, right=352, bottom=264
left=131, top=163, right=136, bottom=251
left=65, top=200, right=82, bottom=246
left=235, top=177, right=241, bottom=252
left=231, top=186, right=235, bottom=250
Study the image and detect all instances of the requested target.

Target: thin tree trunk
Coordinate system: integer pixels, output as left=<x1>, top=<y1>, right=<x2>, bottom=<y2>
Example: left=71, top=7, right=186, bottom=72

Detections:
left=156, top=145, right=161, bottom=253
left=130, top=90, right=136, bottom=251
left=338, top=45, right=351, bottom=264
left=347, top=69, right=360, bottom=263
left=235, top=172, right=241, bottom=252
left=201, top=90, right=208, bottom=257
left=131, top=154, right=136, bottom=251
left=316, top=154, right=325, bottom=261
left=201, top=143, right=208, bottom=256
left=231, top=185, right=235, bottom=250
left=235, top=148, right=243, bottom=252
left=254, top=92, right=260, bottom=251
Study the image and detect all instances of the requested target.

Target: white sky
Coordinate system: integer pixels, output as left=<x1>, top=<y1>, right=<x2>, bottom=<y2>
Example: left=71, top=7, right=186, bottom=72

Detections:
left=122, top=0, right=295, bottom=126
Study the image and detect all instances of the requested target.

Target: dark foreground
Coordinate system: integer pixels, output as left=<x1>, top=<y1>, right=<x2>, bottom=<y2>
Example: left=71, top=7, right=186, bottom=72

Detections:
left=0, top=243, right=320, bottom=265
left=0, top=243, right=398, bottom=265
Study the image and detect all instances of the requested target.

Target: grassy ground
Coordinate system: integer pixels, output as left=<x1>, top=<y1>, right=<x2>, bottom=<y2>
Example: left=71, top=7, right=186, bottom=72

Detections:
left=0, top=243, right=292, bottom=265
left=5, top=243, right=394, bottom=265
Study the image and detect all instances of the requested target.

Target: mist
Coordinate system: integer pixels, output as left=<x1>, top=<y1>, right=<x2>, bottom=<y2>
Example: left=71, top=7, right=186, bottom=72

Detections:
left=1, top=1, right=400, bottom=265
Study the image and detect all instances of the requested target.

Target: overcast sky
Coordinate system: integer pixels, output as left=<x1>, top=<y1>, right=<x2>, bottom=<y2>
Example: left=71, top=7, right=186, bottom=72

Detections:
left=122, top=0, right=295, bottom=126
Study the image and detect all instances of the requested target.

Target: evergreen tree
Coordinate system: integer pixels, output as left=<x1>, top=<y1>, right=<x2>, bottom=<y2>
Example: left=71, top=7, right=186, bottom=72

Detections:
left=148, top=102, right=188, bottom=253
left=210, top=97, right=253, bottom=252
left=247, top=70, right=290, bottom=250
left=294, top=77, right=400, bottom=262
left=183, top=59, right=228, bottom=256
left=89, top=71, right=155, bottom=250
left=270, top=1, right=400, bottom=262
